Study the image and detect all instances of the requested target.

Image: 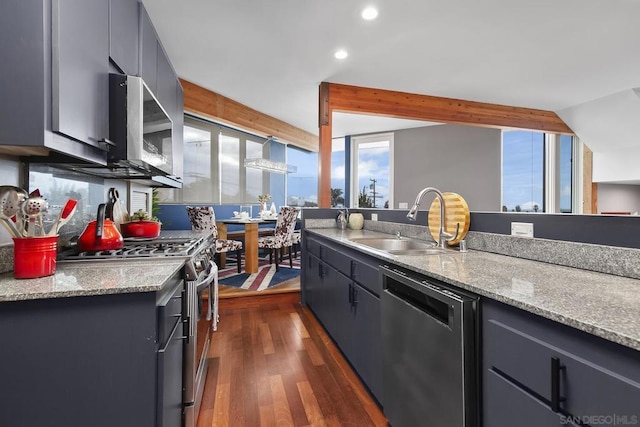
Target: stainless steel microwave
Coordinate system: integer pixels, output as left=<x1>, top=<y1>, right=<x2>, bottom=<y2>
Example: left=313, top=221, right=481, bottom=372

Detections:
left=108, top=74, right=181, bottom=187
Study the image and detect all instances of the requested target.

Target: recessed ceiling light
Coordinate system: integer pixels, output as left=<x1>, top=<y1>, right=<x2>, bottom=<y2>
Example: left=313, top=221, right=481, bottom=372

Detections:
left=361, top=7, right=378, bottom=20
left=334, top=50, right=348, bottom=60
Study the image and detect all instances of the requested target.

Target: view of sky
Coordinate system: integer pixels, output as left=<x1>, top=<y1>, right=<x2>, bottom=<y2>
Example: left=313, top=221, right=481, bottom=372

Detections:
left=502, top=131, right=573, bottom=212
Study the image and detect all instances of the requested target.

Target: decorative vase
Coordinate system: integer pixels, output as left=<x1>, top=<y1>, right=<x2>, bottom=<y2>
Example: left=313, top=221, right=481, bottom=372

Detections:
left=260, top=202, right=268, bottom=214
left=348, top=213, right=364, bottom=230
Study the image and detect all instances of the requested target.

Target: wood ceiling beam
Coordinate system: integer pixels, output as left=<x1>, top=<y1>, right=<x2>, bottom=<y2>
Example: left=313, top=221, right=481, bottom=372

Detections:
left=317, top=82, right=575, bottom=207
left=180, top=79, right=318, bottom=152
left=327, top=83, right=574, bottom=134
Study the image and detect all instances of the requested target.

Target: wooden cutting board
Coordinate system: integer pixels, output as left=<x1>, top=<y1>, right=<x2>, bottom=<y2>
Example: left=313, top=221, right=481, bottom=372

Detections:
left=428, top=192, right=470, bottom=245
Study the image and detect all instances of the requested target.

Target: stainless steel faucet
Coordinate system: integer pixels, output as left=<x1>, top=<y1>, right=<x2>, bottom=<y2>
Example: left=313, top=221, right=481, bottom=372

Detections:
left=407, top=187, right=459, bottom=248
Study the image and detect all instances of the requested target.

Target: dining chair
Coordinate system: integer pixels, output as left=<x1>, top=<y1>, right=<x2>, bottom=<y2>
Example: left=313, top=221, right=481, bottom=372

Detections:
left=186, top=206, right=243, bottom=273
left=257, top=206, right=299, bottom=271
left=291, top=230, right=301, bottom=258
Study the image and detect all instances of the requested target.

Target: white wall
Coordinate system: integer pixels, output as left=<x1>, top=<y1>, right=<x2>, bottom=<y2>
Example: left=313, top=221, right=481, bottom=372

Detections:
left=593, top=146, right=640, bottom=184
left=597, top=184, right=640, bottom=215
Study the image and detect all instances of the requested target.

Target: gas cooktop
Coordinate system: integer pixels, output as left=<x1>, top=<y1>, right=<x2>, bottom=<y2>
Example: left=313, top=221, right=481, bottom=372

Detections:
left=59, top=230, right=213, bottom=261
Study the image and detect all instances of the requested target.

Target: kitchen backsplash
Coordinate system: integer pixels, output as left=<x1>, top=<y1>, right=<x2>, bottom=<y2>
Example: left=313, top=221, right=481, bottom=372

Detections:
left=303, top=217, right=640, bottom=280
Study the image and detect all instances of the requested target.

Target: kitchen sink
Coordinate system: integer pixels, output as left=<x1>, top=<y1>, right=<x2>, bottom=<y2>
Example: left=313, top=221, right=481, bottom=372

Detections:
left=348, top=237, right=448, bottom=254
left=386, top=247, right=450, bottom=256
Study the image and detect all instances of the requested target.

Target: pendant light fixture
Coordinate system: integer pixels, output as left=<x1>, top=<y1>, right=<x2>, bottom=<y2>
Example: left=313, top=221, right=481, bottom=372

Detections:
left=243, top=136, right=297, bottom=174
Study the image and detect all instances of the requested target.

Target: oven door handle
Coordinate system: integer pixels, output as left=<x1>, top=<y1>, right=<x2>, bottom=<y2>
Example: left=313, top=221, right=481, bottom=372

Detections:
left=195, top=260, right=218, bottom=331
left=194, top=260, right=217, bottom=289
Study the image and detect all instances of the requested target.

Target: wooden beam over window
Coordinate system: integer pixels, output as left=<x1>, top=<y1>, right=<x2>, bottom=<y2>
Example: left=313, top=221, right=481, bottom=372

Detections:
left=180, top=79, right=318, bottom=152
left=317, top=82, right=575, bottom=208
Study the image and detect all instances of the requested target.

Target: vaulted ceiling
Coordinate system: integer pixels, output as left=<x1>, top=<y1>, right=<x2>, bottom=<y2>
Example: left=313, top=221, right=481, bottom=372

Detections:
left=142, top=0, right=640, bottom=143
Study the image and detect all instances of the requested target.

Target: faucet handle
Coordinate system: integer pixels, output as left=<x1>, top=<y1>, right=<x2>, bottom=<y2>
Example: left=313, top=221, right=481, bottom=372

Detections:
left=441, top=222, right=460, bottom=243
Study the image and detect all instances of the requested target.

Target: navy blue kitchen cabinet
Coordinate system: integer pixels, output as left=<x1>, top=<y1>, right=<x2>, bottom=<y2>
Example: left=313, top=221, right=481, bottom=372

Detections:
left=109, top=0, right=140, bottom=75
left=138, top=2, right=184, bottom=180
left=52, top=0, right=110, bottom=151
left=0, top=272, right=184, bottom=427
left=0, top=1, right=104, bottom=163
left=139, top=5, right=159, bottom=95
left=0, top=0, right=183, bottom=169
left=173, top=81, right=185, bottom=180
left=301, top=232, right=383, bottom=404
left=483, top=299, right=640, bottom=426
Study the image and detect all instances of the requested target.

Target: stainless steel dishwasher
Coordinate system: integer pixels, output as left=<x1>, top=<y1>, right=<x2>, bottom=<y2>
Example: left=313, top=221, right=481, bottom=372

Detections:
left=380, top=265, right=479, bottom=427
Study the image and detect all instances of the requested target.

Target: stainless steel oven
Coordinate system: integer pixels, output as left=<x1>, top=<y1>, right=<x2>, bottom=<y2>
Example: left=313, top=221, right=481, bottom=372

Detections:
left=59, top=230, right=217, bottom=426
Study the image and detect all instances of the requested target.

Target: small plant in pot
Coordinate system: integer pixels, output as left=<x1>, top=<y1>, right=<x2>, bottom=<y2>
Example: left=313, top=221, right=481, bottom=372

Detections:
left=120, top=209, right=162, bottom=238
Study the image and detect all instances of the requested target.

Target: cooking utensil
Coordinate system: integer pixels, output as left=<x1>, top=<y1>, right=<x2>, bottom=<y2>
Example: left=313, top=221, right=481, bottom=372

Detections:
left=0, top=187, right=27, bottom=238
left=47, top=198, right=77, bottom=236
left=428, top=192, right=470, bottom=245
left=105, top=187, right=128, bottom=230
left=22, top=196, right=48, bottom=237
left=77, top=203, right=124, bottom=252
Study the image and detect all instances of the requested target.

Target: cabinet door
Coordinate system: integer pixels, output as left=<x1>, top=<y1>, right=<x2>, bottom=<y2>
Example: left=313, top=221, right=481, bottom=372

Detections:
left=351, top=283, right=383, bottom=403
left=0, top=2, right=46, bottom=147
left=173, top=83, right=184, bottom=179
left=484, top=369, right=580, bottom=427
left=157, top=319, right=184, bottom=427
left=156, top=45, right=177, bottom=116
left=52, top=0, right=109, bottom=147
left=320, top=266, right=352, bottom=352
left=303, top=253, right=322, bottom=311
left=109, top=0, right=139, bottom=75
left=139, top=4, right=158, bottom=93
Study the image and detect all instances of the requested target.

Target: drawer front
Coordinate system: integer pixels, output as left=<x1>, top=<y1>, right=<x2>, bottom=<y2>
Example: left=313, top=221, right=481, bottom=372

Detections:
left=350, top=253, right=381, bottom=296
left=320, top=242, right=382, bottom=296
left=484, top=318, right=553, bottom=400
left=305, top=234, right=322, bottom=258
left=559, top=347, right=640, bottom=419
left=484, top=369, right=579, bottom=427
left=157, top=282, right=184, bottom=345
left=322, top=244, right=352, bottom=276
left=484, top=300, right=640, bottom=420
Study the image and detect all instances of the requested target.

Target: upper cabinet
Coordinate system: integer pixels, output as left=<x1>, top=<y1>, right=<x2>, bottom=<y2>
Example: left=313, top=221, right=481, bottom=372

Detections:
left=139, top=5, right=158, bottom=95
left=52, top=0, right=110, bottom=151
left=0, top=1, right=111, bottom=163
left=0, top=0, right=183, bottom=181
left=109, top=0, right=139, bottom=75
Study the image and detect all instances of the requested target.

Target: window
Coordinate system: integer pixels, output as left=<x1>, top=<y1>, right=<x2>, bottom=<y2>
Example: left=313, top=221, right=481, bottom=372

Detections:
left=245, top=140, right=263, bottom=202
left=159, top=116, right=273, bottom=204
left=501, top=130, right=575, bottom=213
left=219, top=133, right=240, bottom=203
left=559, top=135, right=573, bottom=213
left=286, top=146, right=318, bottom=207
left=351, top=133, right=393, bottom=208
left=502, top=131, right=544, bottom=212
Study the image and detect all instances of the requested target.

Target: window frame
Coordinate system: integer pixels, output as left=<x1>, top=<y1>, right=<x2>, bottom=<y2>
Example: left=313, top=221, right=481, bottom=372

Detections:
left=350, top=132, right=394, bottom=209
left=501, top=130, right=577, bottom=213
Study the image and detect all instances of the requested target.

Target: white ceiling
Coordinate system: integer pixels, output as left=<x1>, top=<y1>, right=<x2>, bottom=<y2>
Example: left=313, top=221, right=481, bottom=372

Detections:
left=142, top=0, right=640, bottom=139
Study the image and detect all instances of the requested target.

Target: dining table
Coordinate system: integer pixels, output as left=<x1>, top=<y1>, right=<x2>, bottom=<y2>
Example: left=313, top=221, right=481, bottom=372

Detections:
left=216, top=217, right=277, bottom=273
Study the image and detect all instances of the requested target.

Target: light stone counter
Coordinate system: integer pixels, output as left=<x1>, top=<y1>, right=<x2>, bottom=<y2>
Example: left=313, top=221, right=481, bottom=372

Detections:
left=306, top=228, right=640, bottom=351
left=0, top=259, right=184, bottom=302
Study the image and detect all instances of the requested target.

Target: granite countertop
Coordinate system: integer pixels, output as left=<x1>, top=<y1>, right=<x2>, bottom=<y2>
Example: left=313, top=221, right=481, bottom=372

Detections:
left=307, top=228, right=640, bottom=351
left=0, top=259, right=185, bottom=302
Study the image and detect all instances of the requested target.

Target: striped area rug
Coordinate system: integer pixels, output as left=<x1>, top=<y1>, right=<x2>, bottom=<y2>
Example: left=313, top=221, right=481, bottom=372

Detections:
left=218, top=257, right=301, bottom=291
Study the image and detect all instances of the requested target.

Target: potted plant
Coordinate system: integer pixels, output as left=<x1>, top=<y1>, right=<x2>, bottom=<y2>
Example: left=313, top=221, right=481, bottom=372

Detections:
left=258, top=194, right=271, bottom=213
left=120, top=209, right=162, bottom=238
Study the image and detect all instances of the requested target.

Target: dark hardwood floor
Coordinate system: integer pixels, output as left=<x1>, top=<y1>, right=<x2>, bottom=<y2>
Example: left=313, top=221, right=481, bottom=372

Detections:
left=197, top=291, right=386, bottom=427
